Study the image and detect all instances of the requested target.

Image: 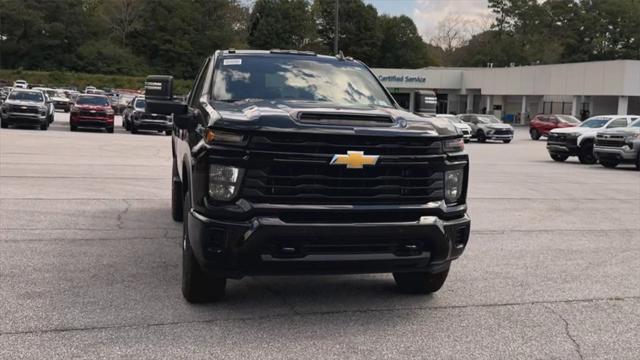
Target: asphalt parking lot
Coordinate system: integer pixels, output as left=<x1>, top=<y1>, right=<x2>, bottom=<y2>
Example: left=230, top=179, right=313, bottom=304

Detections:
left=1, top=112, right=639, bottom=359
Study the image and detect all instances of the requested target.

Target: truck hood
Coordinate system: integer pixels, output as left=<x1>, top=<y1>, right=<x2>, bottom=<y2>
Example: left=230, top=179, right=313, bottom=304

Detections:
left=2, top=99, right=43, bottom=106
left=210, top=100, right=459, bottom=137
left=551, top=126, right=597, bottom=135
left=597, top=127, right=640, bottom=136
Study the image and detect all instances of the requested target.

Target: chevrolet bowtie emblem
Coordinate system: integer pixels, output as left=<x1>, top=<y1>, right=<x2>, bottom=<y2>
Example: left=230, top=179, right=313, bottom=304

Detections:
left=330, top=151, right=379, bottom=169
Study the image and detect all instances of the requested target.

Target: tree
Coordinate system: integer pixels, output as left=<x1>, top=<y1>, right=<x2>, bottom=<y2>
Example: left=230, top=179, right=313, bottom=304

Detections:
left=248, top=0, right=315, bottom=50
left=376, top=15, right=433, bottom=68
left=100, top=0, right=144, bottom=46
left=314, top=0, right=382, bottom=62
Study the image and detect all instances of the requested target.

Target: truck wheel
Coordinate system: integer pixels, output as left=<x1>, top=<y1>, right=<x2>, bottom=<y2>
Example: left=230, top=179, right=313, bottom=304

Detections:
left=477, top=131, right=487, bottom=143
left=182, top=191, right=226, bottom=303
left=107, top=127, right=114, bottom=133
left=636, top=153, right=640, bottom=171
left=394, top=269, right=449, bottom=294
left=600, top=160, right=619, bottom=169
left=550, top=154, right=568, bottom=162
left=165, top=130, right=172, bottom=136
left=131, top=123, right=138, bottom=134
left=530, top=128, right=540, bottom=140
left=70, top=124, right=77, bottom=131
left=1, top=120, right=8, bottom=129
left=578, top=143, right=596, bottom=164
left=40, top=120, right=48, bottom=130
left=171, top=161, right=183, bottom=222
left=503, top=139, right=511, bottom=144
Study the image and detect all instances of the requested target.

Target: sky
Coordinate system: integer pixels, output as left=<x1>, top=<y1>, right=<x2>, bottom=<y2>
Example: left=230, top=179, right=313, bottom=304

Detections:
left=363, top=0, right=493, bottom=41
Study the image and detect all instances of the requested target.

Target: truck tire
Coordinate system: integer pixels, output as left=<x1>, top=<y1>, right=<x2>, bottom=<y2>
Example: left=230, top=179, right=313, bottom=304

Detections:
left=578, top=143, right=596, bottom=164
left=182, top=191, right=226, bottom=303
left=636, top=153, right=640, bottom=171
left=70, top=124, right=77, bottom=131
left=131, top=122, right=138, bottom=134
left=171, top=160, right=183, bottom=222
left=40, top=120, right=48, bottom=130
left=599, top=160, right=619, bottom=169
left=107, top=127, right=114, bottom=133
left=503, top=139, right=511, bottom=144
left=165, top=130, right=172, bottom=136
left=393, top=269, right=449, bottom=294
left=530, top=128, right=540, bottom=140
left=1, top=120, right=8, bottom=129
left=550, top=154, right=568, bottom=162
left=477, top=131, right=487, bottom=143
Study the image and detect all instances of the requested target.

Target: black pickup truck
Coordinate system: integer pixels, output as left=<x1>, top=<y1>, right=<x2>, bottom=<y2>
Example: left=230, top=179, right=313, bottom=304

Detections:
left=146, top=50, right=471, bottom=303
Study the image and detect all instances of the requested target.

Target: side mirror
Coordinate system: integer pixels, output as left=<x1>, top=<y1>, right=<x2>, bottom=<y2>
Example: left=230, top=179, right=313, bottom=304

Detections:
left=144, top=75, right=188, bottom=118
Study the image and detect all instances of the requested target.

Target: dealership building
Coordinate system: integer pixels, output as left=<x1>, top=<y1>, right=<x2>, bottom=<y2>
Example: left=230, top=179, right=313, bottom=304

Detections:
left=372, top=60, right=640, bottom=124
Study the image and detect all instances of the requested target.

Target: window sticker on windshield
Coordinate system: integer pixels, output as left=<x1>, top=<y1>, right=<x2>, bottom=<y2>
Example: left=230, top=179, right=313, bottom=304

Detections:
left=223, top=59, right=242, bottom=66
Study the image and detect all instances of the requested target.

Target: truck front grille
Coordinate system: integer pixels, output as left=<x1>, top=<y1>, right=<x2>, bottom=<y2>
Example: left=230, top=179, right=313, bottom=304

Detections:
left=241, top=132, right=445, bottom=205
left=10, top=105, right=39, bottom=114
left=596, top=137, right=625, bottom=147
left=79, top=110, right=107, bottom=117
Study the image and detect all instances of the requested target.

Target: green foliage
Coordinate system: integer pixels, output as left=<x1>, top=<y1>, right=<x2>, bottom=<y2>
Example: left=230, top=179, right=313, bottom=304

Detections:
left=248, top=0, right=315, bottom=50
left=0, top=69, right=192, bottom=94
left=376, top=15, right=433, bottom=68
left=455, top=0, right=640, bottom=67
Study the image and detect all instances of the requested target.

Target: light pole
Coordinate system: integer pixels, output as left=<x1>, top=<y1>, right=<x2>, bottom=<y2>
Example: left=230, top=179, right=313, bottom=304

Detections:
left=334, top=0, right=339, bottom=54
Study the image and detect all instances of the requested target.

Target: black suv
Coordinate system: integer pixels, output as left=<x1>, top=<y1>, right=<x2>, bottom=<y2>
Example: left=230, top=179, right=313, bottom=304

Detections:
left=146, top=50, right=471, bottom=303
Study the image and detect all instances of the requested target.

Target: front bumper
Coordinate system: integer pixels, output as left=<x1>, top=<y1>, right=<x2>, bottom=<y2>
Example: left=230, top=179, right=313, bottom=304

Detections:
left=1, top=112, right=46, bottom=125
left=71, top=115, right=114, bottom=128
left=133, top=119, right=172, bottom=131
left=594, top=145, right=637, bottom=162
left=486, top=132, right=513, bottom=140
left=547, top=142, right=579, bottom=156
left=187, top=204, right=471, bottom=278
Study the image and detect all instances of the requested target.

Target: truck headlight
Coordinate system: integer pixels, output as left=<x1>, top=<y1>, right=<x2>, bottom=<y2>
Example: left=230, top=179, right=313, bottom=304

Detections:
left=208, top=164, right=241, bottom=201
left=444, top=169, right=464, bottom=204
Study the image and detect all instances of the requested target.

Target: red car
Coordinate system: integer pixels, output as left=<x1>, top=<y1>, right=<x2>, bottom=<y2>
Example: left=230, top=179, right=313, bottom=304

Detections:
left=529, top=114, right=581, bottom=140
left=70, top=95, right=115, bottom=133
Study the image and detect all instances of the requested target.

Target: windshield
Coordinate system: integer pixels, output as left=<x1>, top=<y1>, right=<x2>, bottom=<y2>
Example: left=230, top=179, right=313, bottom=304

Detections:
left=477, top=115, right=502, bottom=124
left=556, top=115, right=580, bottom=124
left=76, top=96, right=110, bottom=106
left=134, top=99, right=146, bottom=109
left=213, top=55, right=393, bottom=108
left=580, top=118, right=610, bottom=128
left=8, top=91, right=43, bottom=102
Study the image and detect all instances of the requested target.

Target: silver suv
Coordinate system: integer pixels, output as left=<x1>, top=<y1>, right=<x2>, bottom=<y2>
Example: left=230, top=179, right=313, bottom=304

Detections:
left=594, top=118, right=640, bottom=170
left=459, top=114, right=514, bottom=143
left=0, top=89, right=50, bottom=130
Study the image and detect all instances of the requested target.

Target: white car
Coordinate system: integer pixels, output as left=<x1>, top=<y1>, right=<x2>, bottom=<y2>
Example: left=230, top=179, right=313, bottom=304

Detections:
left=13, top=80, right=28, bottom=89
left=437, top=114, right=472, bottom=143
left=33, top=87, right=72, bottom=112
left=547, top=115, right=639, bottom=164
left=459, top=114, right=515, bottom=143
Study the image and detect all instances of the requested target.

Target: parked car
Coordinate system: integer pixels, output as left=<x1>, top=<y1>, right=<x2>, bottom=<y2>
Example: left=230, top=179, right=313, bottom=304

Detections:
left=0, top=89, right=50, bottom=130
left=114, top=93, right=135, bottom=115
left=13, top=80, right=28, bottom=89
left=33, top=87, right=72, bottom=113
left=84, top=86, right=97, bottom=93
left=458, top=114, right=514, bottom=143
left=145, top=50, right=470, bottom=302
left=437, top=114, right=472, bottom=143
left=126, top=96, right=172, bottom=135
left=594, top=118, right=640, bottom=170
left=69, top=94, right=115, bottom=133
left=547, top=115, right=638, bottom=164
left=0, top=87, right=12, bottom=103
left=529, top=114, right=581, bottom=140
